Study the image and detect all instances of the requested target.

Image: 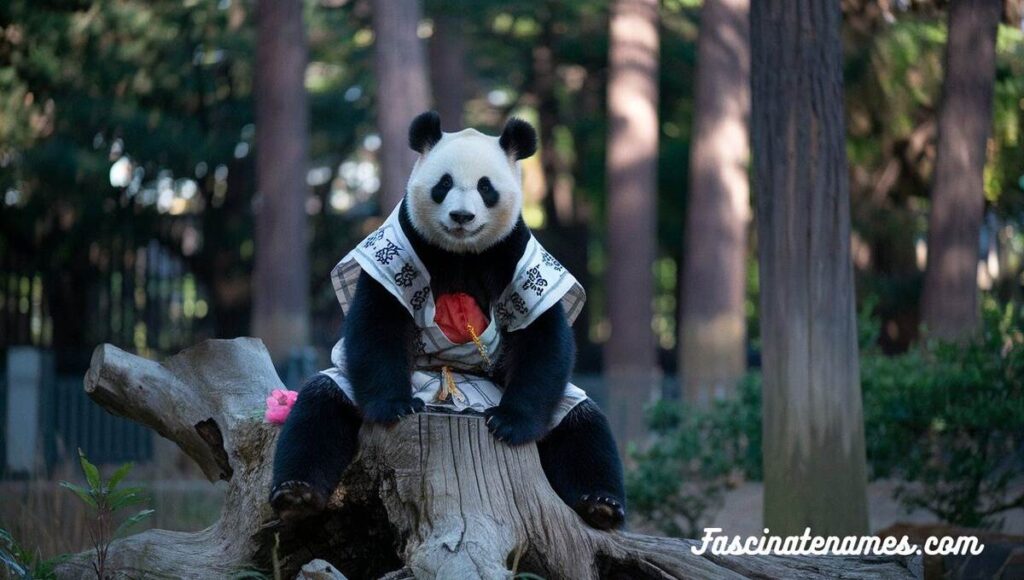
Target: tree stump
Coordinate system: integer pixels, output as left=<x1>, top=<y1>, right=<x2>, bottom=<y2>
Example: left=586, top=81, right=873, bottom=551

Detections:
left=54, top=339, right=920, bottom=579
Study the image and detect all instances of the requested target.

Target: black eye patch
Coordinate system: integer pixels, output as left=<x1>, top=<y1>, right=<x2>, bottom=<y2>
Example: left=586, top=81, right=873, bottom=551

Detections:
left=477, top=177, right=499, bottom=207
left=431, top=173, right=454, bottom=204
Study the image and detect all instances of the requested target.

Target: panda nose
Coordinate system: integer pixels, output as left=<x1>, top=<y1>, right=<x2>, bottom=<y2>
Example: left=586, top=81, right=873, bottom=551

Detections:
left=449, top=210, right=475, bottom=225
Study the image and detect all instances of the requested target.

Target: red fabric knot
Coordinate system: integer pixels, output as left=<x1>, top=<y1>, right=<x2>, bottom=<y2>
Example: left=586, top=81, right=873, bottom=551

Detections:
left=434, top=292, right=490, bottom=344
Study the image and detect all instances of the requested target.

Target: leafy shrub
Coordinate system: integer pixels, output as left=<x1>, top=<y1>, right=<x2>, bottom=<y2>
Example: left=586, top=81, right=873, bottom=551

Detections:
left=626, top=375, right=761, bottom=537
left=629, top=302, right=1024, bottom=535
left=862, top=303, right=1024, bottom=528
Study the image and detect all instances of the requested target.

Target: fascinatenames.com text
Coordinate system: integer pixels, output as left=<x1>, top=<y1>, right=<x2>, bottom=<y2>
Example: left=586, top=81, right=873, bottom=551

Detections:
left=691, top=528, right=984, bottom=557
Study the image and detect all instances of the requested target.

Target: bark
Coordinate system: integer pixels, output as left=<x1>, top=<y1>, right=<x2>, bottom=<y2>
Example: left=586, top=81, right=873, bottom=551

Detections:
left=372, top=0, right=431, bottom=212
left=428, top=13, right=466, bottom=131
left=54, top=339, right=918, bottom=579
left=751, top=0, right=870, bottom=535
left=679, top=0, right=751, bottom=407
left=604, top=0, right=660, bottom=451
left=252, top=0, right=311, bottom=363
left=920, top=0, right=1001, bottom=342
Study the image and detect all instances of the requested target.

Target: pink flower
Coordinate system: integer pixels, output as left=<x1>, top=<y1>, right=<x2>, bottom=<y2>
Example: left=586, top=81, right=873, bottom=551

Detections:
left=265, top=389, right=298, bottom=425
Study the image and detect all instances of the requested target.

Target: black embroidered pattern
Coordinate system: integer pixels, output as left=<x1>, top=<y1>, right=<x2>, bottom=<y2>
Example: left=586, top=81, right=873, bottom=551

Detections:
left=521, top=266, right=548, bottom=296
left=413, top=336, right=427, bottom=355
left=362, top=229, right=385, bottom=248
left=374, top=240, right=401, bottom=265
left=495, top=303, right=514, bottom=326
left=411, top=286, right=431, bottom=311
left=510, top=292, right=527, bottom=314
left=541, top=251, right=564, bottom=272
left=394, top=263, right=419, bottom=287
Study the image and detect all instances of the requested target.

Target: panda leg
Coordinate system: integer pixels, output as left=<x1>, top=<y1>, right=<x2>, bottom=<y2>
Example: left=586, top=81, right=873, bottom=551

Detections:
left=270, top=374, right=362, bottom=524
left=537, top=398, right=626, bottom=530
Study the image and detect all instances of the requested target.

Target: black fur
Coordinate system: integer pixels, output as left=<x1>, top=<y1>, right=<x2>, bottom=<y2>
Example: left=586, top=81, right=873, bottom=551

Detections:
left=498, top=117, right=538, bottom=160
left=408, top=111, right=442, bottom=153
left=270, top=198, right=625, bottom=530
left=431, top=173, right=454, bottom=204
left=477, top=177, right=499, bottom=207
left=270, top=374, right=362, bottom=522
left=538, top=399, right=626, bottom=530
left=343, top=270, right=424, bottom=423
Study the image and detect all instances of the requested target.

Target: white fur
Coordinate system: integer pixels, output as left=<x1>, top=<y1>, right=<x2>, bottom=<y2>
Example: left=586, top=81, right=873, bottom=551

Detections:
left=405, top=129, right=523, bottom=254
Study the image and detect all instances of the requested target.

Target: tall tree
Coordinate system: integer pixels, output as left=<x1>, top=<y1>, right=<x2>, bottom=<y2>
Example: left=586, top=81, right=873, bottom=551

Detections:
left=921, top=0, right=1002, bottom=341
left=752, top=0, right=869, bottom=534
left=372, top=0, right=431, bottom=212
left=678, top=0, right=750, bottom=407
left=604, top=0, right=659, bottom=449
left=252, top=0, right=311, bottom=364
left=429, top=12, right=467, bottom=131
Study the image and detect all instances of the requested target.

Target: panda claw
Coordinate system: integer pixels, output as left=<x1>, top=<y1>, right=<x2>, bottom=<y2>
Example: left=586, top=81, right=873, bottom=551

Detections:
left=574, top=494, right=625, bottom=531
left=270, top=480, right=328, bottom=525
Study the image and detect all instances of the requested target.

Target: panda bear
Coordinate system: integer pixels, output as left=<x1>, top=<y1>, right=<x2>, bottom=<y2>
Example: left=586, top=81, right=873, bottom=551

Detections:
left=270, top=112, right=626, bottom=530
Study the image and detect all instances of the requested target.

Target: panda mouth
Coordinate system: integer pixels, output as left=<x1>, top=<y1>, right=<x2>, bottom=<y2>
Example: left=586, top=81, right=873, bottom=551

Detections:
left=441, top=223, right=486, bottom=239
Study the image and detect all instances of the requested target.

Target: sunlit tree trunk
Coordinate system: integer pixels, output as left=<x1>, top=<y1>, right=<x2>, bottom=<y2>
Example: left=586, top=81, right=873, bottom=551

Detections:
left=252, top=0, right=310, bottom=364
left=921, top=0, right=1001, bottom=341
left=372, top=0, right=431, bottom=212
left=679, top=0, right=750, bottom=408
left=604, top=0, right=659, bottom=451
left=752, top=0, right=869, bottom=535
left=429, top=12, right=466, bottom=131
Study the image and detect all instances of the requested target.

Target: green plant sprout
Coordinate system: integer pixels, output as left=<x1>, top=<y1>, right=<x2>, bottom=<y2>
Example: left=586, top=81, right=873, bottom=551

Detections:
left=60, top=450, right=154, bottom=580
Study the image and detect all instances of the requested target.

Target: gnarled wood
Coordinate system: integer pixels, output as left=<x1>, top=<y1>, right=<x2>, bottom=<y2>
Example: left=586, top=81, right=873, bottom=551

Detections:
left=56, top=339, right=919, bottom=579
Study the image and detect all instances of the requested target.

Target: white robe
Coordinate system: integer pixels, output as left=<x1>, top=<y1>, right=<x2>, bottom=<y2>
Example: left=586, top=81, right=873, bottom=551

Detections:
left=320, top=205, right=589, bottom=428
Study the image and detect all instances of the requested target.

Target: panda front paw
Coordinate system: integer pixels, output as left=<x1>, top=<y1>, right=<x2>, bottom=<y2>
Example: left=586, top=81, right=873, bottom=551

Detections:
left=270, top=480, right=328, bottom=525
left=361, top=396, right=424, bottom=425
left=575, top=493, right=626, bottom=530
left=485, top=404, right=548, bottom=445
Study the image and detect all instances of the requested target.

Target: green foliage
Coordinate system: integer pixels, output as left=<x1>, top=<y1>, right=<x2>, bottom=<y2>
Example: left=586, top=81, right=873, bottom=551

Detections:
left=60, top=450, right=153, bottom=579
left=631, top=302, right=1024, bottom=535
left=862, top=303, right=1024, bottom=528
left=0, top=527, right=63, bottom=580
left=626, top=375, right=761, bottom=537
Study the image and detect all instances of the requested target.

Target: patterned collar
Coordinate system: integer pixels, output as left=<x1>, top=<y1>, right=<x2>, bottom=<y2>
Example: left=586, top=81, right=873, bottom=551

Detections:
left=331, top=205, right=586, bottom=332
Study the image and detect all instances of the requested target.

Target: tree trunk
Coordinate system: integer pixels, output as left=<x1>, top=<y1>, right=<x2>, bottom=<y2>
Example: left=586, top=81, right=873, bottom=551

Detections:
left=533, top=7, right=573, bottom=228
left=751, top=0, right=870, bottom=535
left=55, top=339, right=919, bottom=579
left=372, top=0, right=431, bottom=213
left=428, top=13, right=466, bottom=132
left=679, top=0, right=751, bottom=408
left=252, top=0, right=310, bottom=364
left=604, top=0, right=660, bottom=452
left=920, top=0, right=1001, bottom=342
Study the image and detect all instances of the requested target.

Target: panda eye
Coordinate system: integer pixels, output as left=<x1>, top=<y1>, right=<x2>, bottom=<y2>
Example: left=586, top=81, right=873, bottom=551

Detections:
left=431, top=174, right=454, bottom=203
left=477, top=177, right=499, bottom=208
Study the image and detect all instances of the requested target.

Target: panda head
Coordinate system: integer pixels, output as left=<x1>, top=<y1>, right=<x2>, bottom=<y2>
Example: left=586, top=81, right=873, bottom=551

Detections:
left=404, top=111, right=537, bottom=254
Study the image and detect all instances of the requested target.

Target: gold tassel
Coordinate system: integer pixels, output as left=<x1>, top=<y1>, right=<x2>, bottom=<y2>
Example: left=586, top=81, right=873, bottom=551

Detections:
left=466, top=323, right=492, bottom=369
left=437, top=365, right=464, bottom=403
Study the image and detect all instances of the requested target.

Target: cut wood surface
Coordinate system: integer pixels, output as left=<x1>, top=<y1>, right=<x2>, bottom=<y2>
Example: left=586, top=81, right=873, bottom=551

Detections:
left=55, top=339, right=921, bottom=579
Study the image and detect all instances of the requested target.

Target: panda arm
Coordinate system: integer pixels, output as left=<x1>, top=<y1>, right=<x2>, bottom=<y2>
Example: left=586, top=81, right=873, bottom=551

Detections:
left=343, top=271, right=423, bottom=423
left=487, top=305, right=576, bottom=445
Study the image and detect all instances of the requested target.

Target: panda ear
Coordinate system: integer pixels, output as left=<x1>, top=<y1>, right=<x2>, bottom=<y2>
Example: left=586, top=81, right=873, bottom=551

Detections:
left=499, top=117, right=537, bottom=160
left=408, top=111, right=442, bottom=154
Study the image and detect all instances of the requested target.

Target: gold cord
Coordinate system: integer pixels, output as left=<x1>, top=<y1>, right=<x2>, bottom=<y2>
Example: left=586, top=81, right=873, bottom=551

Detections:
left=466, top=323, right=492, bottom=369
left=437, top=365, right=464, bottom=403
